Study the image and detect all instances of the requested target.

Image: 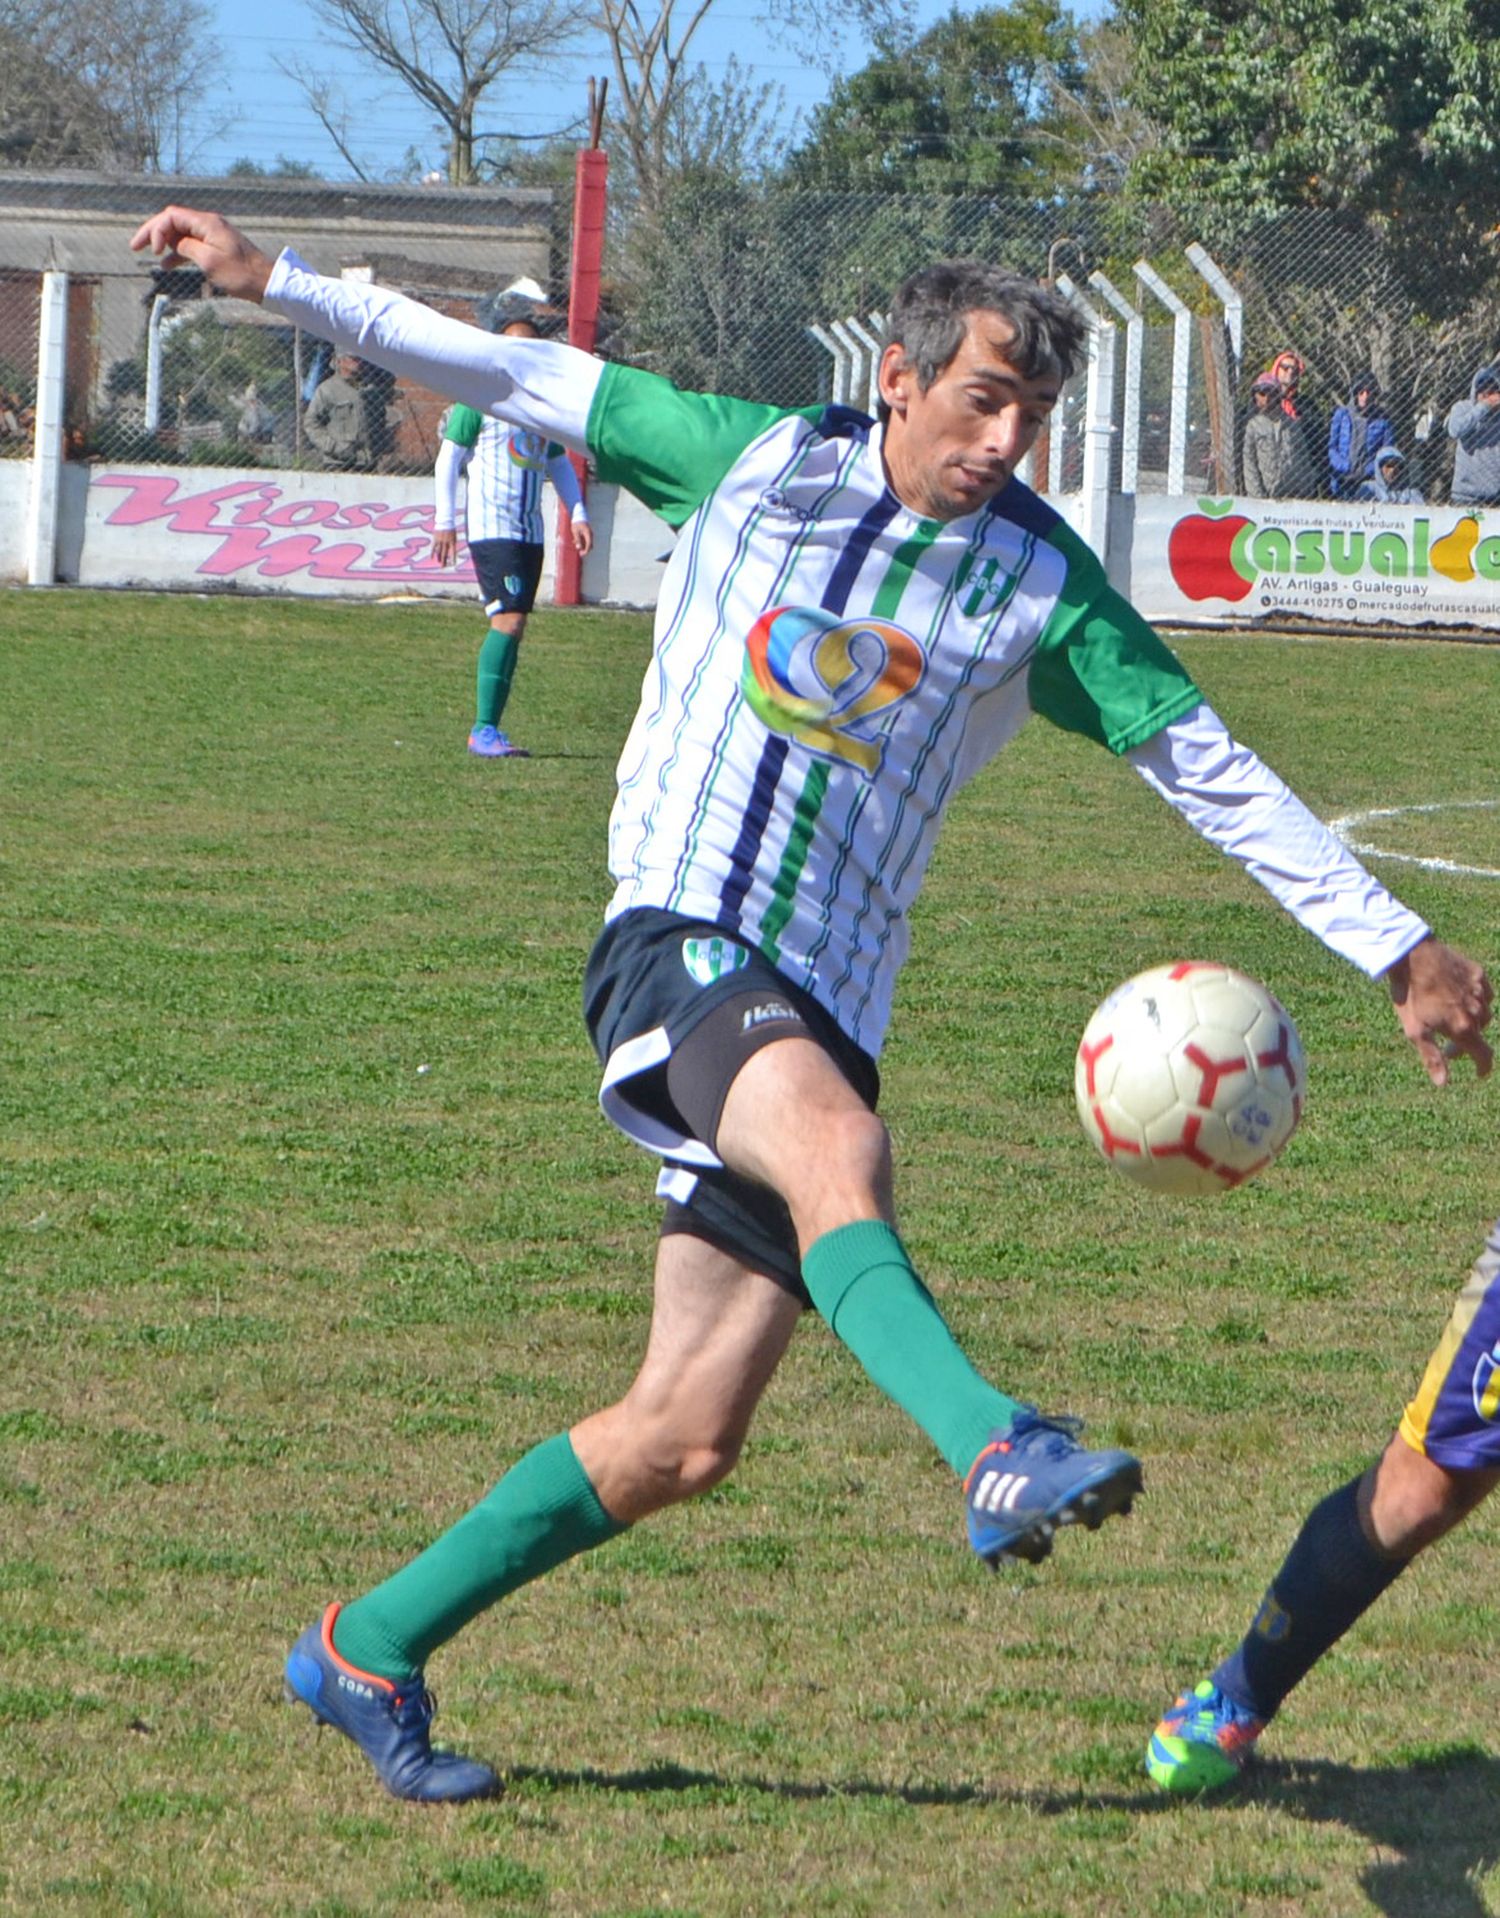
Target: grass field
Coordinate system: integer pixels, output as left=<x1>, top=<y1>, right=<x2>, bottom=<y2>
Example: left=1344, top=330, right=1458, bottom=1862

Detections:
left=3, top=590, right=1498, bottom=1916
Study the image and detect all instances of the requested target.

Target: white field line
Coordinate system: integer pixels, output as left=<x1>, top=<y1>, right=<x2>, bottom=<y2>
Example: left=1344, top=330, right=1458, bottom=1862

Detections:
left=1329, top=799, right=1500, bottom=880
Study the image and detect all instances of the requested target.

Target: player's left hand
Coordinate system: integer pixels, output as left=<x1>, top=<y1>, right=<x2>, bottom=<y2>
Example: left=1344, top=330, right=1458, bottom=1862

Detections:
left=573, top=521, right=594, bottom=558
left=1385, top=936, right=1493, bottom=1085
left=129, top=207, right=275, bottom=304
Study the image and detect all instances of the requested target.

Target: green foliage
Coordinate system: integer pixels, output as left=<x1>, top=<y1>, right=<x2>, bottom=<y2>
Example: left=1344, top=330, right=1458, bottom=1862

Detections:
left=1117, top=0, right=1500, bottom=248
left=786, top=0, right=1089, bottom=195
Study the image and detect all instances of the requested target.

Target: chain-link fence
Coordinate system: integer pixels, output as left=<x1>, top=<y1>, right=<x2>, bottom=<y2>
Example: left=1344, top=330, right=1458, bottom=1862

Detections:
left=4, top=169, right=1500, bottom=506
left=0, top=172, right=568, bottom=474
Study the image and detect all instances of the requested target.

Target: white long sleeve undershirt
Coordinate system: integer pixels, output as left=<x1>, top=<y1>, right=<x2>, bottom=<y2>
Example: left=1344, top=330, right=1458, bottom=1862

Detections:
left=1127, top=703, right=1428, bottom=977
left=265, top=248, right=604, bottom=447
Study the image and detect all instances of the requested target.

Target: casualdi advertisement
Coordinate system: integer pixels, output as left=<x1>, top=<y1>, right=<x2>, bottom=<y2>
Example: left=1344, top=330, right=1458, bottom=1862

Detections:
left=1135, top=494, right=1500, bottom=632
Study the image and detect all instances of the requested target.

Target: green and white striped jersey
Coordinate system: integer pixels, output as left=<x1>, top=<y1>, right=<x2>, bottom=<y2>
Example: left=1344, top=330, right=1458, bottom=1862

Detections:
left=262, top=248, right=1428, bottom=1056
left=440, top=404, right=580, bottom=544
left=585, top=364, right=1200, bottom=1055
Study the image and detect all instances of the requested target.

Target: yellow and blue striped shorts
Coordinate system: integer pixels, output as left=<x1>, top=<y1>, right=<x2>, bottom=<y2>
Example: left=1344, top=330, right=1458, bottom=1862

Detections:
left=1400, top=1216, right=1500, bottom=1470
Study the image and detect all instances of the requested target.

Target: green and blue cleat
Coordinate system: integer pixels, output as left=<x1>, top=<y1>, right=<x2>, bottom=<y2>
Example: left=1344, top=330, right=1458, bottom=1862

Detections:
left=284, top=1602, right=500, bottom=1804
left=1147, top=1679, right=1265, bottom=1793
left=964, top=1408, right=1143, bottom=1567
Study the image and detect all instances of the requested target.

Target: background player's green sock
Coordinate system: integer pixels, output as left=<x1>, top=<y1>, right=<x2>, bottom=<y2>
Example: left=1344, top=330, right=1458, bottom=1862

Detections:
left=332, top=1433, right=625, bottom=1682
left=476, top=626, right=520, bottom=728
left=802, top=1220, right=1023, bottom=1477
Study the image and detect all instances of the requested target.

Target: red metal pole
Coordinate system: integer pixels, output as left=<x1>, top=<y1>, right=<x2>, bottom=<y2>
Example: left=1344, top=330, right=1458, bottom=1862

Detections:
left=556, top=98, right=608, bottom=609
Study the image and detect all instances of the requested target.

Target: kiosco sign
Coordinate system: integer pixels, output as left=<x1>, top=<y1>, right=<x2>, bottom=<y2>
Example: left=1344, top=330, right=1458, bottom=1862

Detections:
left=1135, top=496, right=1500, bottom=631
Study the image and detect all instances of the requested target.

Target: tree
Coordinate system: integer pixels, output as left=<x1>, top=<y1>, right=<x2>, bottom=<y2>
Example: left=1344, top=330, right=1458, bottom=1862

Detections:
left=281, top=0, right=593, bottom=186
left=783, top=0, right=1090, bottom=197
left=597, top=0, right=908, bottom=214
left=1116, top=0, right=1500, bottom=246
left=0, top=0, right=222, bottom=171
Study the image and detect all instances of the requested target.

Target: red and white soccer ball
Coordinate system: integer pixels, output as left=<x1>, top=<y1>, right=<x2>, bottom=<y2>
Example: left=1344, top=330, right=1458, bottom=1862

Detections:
left=1075, top=962, right=1306, bottom=1195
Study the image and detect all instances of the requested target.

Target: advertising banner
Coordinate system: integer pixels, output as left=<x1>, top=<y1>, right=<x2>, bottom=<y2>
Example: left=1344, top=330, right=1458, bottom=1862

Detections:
left=75, top=466, right=493, bottom=598
left=1132, top=495, right=1500, bottom=632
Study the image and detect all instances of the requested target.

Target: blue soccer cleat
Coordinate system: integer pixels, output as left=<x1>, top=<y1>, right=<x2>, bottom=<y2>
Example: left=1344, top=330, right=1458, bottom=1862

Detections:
left=964, top=1408, right=1143, bottom=1567
left=468, top=725, right=529, bottom=758
left=1147, top=1679, right=1265, bottom=1794
left=283, top=1603, right=500, bottom=1803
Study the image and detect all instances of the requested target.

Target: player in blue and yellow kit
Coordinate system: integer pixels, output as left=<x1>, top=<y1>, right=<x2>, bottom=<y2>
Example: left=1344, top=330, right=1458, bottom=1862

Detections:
left=1149, top=1215, right=1500, bottom=1792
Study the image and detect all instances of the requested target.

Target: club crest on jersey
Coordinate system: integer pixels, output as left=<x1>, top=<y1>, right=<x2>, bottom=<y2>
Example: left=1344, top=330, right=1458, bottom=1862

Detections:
left=681, top=936, right=750, bottom=987
left=508, top=430, right=547, bottom=469
left=959, top=554, right=1021, bottom=619
left=1471, top=1340, right=1500, bottom=1422
left=742, top=604, right=926, bottom=775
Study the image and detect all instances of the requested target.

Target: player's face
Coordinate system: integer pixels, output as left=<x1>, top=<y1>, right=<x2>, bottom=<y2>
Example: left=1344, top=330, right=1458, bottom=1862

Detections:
left=879, top=315, right=1061, bottom=522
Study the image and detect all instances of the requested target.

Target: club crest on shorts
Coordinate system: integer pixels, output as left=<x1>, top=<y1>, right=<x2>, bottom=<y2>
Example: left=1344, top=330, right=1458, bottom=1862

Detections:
left=504, top=574, right=523, bottom=597
left=1471, top=1340, right=1500, bottom=1422
left=681, top=936, right=749, bottom=987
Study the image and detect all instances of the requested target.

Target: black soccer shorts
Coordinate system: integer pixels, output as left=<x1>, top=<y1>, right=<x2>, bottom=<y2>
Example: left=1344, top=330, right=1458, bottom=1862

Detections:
left=582, top=907, right=880, bottom=1298
left=468, top=537, right=544, bottom=617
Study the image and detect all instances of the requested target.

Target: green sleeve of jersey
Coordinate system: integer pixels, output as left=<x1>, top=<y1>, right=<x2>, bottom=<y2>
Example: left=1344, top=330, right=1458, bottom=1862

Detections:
left=1028, top=522, right=1202, bottom=753
left=442, top=404, right=484, bottom=449
left=586, top=361, right=818, bottom=527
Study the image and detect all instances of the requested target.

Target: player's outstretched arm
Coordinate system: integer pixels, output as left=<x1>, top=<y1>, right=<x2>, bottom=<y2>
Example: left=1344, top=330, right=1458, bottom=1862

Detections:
left=130, top=207, right=275, bottom=303
left=1384, top=937, right=1494, bottom=1086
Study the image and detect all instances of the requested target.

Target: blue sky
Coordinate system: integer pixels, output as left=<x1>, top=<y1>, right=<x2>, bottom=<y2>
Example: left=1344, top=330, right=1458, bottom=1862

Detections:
left=194, top=0, right=911, bottom=179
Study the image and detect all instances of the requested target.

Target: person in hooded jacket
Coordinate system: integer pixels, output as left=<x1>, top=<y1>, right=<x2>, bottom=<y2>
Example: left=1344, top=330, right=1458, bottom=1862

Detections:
left=1242, top=374, right=1305, bottom=498
left=1259, top=351, right=1321, bottom=497
left=1328, top=374, right=1394, bottom=498
left=1354, top=446, right=1423, bottom=506
left=1446, top=366, right=1500, bottom=505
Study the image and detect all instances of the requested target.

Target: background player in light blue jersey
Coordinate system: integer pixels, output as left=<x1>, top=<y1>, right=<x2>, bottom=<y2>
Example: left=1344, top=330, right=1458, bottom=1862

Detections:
left=431, top=288, right=592, bottom=758
left=134, top=207, right=1493, bottom=1809
left=1150, top=1213, right=1500, bottom=1793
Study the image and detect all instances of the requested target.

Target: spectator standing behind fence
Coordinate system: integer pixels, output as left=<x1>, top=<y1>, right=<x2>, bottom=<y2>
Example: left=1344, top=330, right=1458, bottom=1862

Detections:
left=304, top=352, right=383, bottom=471
left=1445, top=366, right=1500, bottom=505
left=1266, top=350, right=1321, bottom=497
left=1327, top=374, right=1394, bottom=498
left=1354, top=446, right=1424, bottom=505
left=1241, top=374, right=1304, bottom=498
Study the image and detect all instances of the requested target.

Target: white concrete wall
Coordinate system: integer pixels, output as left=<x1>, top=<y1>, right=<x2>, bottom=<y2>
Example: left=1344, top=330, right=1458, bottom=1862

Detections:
left=2, top=459, right=669, bottom=609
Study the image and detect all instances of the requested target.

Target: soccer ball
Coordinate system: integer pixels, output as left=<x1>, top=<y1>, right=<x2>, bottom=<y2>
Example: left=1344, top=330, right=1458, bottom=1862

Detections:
left=1075, top=962, right=1306, bottom=1195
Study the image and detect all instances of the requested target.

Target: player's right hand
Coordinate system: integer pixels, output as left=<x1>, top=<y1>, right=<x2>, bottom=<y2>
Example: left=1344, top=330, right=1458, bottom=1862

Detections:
left=1386, top=937, right=1494, bottom=1086
left=129, top=207, right=276, bottom=304
left=430, top=530, right=459, bottom=567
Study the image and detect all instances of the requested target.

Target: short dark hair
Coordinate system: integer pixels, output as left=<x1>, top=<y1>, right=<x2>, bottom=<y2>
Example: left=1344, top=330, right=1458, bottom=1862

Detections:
left=879, top=259, right=1086, bottom=423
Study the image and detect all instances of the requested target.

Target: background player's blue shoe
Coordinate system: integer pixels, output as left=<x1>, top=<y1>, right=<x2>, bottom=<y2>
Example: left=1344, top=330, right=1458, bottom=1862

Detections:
left=468, top=724, right=529, bottom=758
left=1147, top=1679, right=1265, bottom=1793
left=964, top=1408, right=1142, bottom=1566
left=283, top=1603, right=500, bottom=1803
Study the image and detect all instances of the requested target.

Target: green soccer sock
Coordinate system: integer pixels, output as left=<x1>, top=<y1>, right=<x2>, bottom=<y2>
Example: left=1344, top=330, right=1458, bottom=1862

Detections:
left=331, top=1432, right=625, bottom=1682
left=475, top=626, right=520, bottom=728
left=802, top=1220, right=1023, bottom=1478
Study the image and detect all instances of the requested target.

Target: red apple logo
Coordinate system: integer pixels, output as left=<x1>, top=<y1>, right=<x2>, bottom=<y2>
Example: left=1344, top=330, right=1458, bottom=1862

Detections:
left=1167, top=499, right=1256, bottom=602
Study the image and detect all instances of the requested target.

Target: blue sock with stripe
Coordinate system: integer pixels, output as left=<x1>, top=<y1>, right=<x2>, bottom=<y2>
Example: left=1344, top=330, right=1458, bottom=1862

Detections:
left=1212, top=1474, right=1409, bottom=1720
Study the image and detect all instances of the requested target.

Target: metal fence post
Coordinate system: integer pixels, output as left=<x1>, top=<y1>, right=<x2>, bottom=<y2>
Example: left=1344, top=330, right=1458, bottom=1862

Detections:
left=1134, top=261, right=1192, bottom=497
left=1088, top=271, right=1143, bottom=494
left=558, top=84, right=609, bottom=610
left=26, top=269, right=68, bottom=587
left=1058, top=275, right=1116, bottom=560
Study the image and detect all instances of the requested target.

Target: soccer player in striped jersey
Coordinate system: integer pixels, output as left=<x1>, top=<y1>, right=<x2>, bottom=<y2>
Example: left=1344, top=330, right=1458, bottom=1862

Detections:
left=132, top=207, right=1493, bottom=1805
left=431, top=288, right=592, bottom=759
left=1149, top=1215, right=1500, bottom=1793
